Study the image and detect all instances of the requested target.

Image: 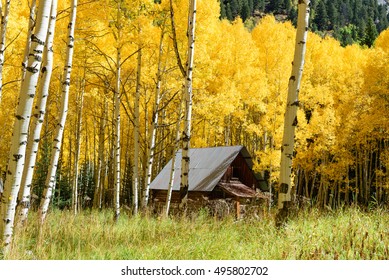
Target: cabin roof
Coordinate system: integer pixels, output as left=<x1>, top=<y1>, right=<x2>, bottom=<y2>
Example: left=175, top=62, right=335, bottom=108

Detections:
left=150, top=145, right=259, bottom=192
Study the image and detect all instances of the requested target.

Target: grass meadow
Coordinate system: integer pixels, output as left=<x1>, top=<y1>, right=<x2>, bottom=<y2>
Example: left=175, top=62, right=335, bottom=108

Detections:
left=4, top=207, right=389, bottom=260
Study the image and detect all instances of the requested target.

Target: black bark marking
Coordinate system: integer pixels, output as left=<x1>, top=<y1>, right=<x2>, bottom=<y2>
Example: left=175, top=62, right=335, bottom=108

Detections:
left=292, top=116, right=298, bottom=126
left=26, top=66, right=39, bottom=73
left=31, top=34, right=45, bottom=45
left=289, top=75, right=296, bottom=82
left=33, top=54, right=42, bottom=62
left=291, top=100, right=300, bottom=107
left=179, top=186, right=189, bottom=200
left=13, top=154, right=23, bottom=161
left=182, top=156, right=190, bottom=162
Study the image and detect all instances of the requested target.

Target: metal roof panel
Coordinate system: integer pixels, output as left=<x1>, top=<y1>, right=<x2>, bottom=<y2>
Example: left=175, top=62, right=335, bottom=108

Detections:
left=150, top=146, right=244, bottom=192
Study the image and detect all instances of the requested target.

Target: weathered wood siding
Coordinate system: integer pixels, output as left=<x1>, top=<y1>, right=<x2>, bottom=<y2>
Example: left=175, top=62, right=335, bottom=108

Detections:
left=230, top=153, right=258, bottom=189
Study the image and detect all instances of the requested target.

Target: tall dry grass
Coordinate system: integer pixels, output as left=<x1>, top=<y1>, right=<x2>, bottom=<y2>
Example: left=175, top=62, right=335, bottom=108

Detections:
left=4, top=207, right=389, bottom=260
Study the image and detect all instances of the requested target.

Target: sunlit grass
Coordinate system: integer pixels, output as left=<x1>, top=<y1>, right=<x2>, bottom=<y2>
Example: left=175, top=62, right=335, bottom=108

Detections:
left=5, top=207, right=389, bottom=260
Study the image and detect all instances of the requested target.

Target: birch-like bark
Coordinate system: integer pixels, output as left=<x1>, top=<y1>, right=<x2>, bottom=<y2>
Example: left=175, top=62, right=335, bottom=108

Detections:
left=169, top=0, right=185, bottom=78
left=39, top=0, right=77, bottom=224
left=18, top=0, right=57, bottom=226
left=21, top=0, right=37, bottom=81
left=276, top=0, right=310, bottom=226
left=143, top=26, right=165, bottom=208
left=113, top=44, right=121, bottom=222
left=165, top=99, right=183, bottom=217
left=93, top=100, right=106, bottom=210
left=179, top=0, right=196, bottom=210
left=113, top=0, right=122, bottom=222
left=72, top=82, right=84, bottom=216
left=0, top=0, right=52, bottom=251
left=133, top=46, right=141, bottom=215
left=0, top=0, right=10, bottom=104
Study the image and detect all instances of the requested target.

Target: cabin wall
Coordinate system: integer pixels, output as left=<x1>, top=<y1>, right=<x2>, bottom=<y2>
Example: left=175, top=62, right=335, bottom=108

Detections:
left=151, top=189, right=266, bottom=219
left=231, top=153, right=258, bottom=189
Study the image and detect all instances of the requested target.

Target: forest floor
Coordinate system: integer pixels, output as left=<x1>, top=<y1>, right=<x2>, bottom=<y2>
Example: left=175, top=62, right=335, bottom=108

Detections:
left=4, top=206, right=389, bottom=260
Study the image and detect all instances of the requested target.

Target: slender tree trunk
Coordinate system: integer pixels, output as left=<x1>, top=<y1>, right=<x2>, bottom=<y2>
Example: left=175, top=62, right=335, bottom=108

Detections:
left=169, top=0, right=185, bottom=77
left=133, top=46, right=141, bottom=215
left=143, top=25, right=165, bottom=208
left=21, top=0, right=37, bottom=81
left=72, top=81, right=84, bottom=216
left=39, top=0, right=77, bottom=224
left=0, top=0, right=52, bottom=252
left=0, top=0, right=11, bottom=104
left=276, top=0, right=310, bottom=227
left=165, top=99, right=183, bottom=217
left=17, top=0, right=57, bottom=226
left=113, top=42, right=121, bottom=222
left=179, top=0, right=196, bottom=210
left=93, top=101, right=106, bottom=210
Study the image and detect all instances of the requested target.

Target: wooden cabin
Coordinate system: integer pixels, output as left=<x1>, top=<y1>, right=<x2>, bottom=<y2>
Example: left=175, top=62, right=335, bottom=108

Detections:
left=150, top=146, right=268, bottom=218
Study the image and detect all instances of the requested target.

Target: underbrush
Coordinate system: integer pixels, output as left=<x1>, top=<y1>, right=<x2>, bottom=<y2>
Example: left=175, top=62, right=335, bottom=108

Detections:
left=4, top=207, right=389, bottom=260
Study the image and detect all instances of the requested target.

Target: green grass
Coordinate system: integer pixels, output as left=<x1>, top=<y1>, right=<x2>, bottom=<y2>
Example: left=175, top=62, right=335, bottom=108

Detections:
left=4, top=207, right=389, bottom=260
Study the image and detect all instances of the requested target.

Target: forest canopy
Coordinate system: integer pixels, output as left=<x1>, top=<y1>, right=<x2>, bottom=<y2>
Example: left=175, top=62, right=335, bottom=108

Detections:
left=220, top=0, right=389, bottom=46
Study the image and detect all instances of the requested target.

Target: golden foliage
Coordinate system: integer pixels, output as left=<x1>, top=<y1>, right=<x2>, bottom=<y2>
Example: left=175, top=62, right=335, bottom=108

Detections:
left=0, top=1, right=388, bottom=206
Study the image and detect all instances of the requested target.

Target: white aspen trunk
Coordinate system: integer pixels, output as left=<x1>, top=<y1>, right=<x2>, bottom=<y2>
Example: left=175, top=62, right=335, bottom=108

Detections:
left=17, top=0, right=57, bottom=226
left=179, top=0, right=196, bottom=209
left=0, top=0, right=52, bottom=252
left=39, top=0, right=77, bottom=224
left=0, top=0, right=10, bottom=104
left=165, top=100, right=183, bottom=217
left=21, top=0, right=37, bottom=81
left=143, top=27, right=165, bottom=208
left=113, top=45, right=121, bottom=222
left=133, top=46, right=141, bottom=215
left=72, top=83, right=84, bottom=216
left=276, top=0, right=310, bottom=225
left=169, top=0, right=185, bottom=77
left=93, top=101, right=106, bottom=210
left=113, top=0, right=122, bottom=221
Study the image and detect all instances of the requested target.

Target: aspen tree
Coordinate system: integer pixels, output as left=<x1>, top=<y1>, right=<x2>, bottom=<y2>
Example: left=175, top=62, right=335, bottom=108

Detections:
left=21, top=0, right=37, bottom=81
left=133, top=46, right=141, bottom=215
left=165, top=99, right=182, bottom=217
left=169, top=0, right=185, bottom=77
left=18, top=0, right=58, bottom=225
left=113, top=0, right=122, bottom=222
left=93, top=99, right=107, bottom=210
left=72, top=80, right=84, bottom=215
left=39, top=0, right=77, bottom=223
left=276, top=0, right=310, bottom=226
left=0, top=0, right=10, bottom=104
left=143, top=22, right=166, bottom=208
left=179, top=0, right=196, bottom=210
left=0, top=0, right=52, bottom=252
